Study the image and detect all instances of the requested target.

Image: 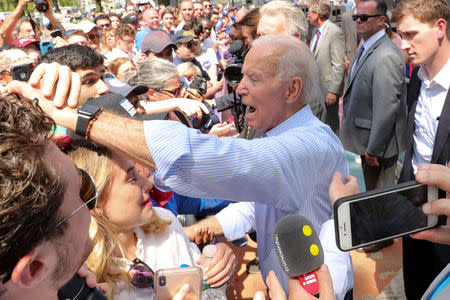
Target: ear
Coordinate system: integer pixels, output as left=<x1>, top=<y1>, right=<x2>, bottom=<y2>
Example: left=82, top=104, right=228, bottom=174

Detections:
left=146, top=88, right=157, bottom=101
left=284, top=77, right=303, bottom=104
left=436, top=18, right=447, bottom=40
left=293, top=32, right=301, bottom=40
left=10, top=247, right=54, bottom=289
left=0, top=74, right=6, bottom=86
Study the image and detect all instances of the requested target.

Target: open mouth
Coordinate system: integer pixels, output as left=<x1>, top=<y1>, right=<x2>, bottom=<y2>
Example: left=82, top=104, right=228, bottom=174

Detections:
left=142, top=197, right=152, bottom=207
left=248, top=106, right=256, bottom=113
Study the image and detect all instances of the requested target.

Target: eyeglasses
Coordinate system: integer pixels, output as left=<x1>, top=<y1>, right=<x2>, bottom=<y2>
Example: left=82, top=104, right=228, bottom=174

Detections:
left=1, top=168, right=97, bottom=284
left=99, top=23, right=111, bottom=28
left=129, top=258, right=155, bottom=288
left=55, top=168, right=98, bottom=228
left=352, top=14, right=382, bottom=22
left=159, top=83, right=184, bottom=97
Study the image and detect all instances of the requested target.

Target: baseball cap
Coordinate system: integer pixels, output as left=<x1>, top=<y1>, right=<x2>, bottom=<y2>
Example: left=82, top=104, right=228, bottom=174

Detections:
left=103, top=76, right=148, bottom=97
left=141, top=31, right=176, bottom=54
left=11, top=38, right=39, bottom=48
left=122, top=14, right=139, bottom=24
left=172, top=30, right=196, bottom=44
left=75, top=20, right=100, bottom=33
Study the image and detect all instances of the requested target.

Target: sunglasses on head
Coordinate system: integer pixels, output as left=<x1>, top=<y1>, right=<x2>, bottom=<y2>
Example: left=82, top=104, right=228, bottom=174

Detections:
left=129, top=258, right=155, bottom=288
left=55, top=168, right=98, bottom=228
left=352, top=14, right=382, bottom=22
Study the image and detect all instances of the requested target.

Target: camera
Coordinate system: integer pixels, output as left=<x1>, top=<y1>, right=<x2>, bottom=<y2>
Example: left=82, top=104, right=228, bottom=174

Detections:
left=189, top=75, right=207, bottom=96
left=224, top=39, right=248, bottom=87
left=11, top=64, right=32, bottom=82
left=33, top=0, right=49, bottom=12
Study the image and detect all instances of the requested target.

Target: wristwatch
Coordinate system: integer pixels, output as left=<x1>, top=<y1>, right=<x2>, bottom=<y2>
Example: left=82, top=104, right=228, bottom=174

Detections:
left=75, top=103, right=102, bottom=137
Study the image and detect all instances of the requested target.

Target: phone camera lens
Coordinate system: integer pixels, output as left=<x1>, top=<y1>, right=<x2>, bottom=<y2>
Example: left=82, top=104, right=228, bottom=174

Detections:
left=159, top=276, right=166, bottom=286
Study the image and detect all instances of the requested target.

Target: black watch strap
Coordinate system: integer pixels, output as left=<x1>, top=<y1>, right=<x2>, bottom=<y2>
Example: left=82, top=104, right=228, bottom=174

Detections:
left=75, top=103, right=101, bottom=137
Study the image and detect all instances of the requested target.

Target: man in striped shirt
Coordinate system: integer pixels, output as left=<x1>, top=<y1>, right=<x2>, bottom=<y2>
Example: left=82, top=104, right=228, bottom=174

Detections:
left=9, top=34, right=350, bottom=295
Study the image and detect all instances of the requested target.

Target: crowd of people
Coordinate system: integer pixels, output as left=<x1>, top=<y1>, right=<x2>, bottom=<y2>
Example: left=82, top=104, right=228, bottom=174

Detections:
left=0, top=0, right=449, bottom=299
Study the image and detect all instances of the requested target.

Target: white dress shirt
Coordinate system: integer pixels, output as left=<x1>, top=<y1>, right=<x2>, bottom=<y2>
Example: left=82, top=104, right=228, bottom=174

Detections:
left=412, top=58, right=450, bottom=173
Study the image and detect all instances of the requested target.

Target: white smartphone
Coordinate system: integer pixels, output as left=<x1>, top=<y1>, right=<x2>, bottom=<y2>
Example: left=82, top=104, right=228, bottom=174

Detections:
left=334, top=181, right=439, bottom=251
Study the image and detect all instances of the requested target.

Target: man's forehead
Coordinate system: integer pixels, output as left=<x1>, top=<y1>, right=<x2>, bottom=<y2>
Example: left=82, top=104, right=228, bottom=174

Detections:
left=244, top=46, right=279, bottom=73
left=77, top=65, right=105, bottom=76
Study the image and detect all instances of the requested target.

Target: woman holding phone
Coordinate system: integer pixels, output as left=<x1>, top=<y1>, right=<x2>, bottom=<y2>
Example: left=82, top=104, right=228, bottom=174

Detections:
left=68, top=145, right=237, bottom=299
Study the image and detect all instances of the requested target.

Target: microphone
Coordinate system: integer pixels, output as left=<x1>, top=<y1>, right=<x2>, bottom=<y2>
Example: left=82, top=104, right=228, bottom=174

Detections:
left=273, top=214, right=324, bottom=297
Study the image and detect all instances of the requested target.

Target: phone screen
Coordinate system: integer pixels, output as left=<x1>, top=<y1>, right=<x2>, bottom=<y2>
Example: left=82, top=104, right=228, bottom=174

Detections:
left=349, top=184, right=429, bottom=246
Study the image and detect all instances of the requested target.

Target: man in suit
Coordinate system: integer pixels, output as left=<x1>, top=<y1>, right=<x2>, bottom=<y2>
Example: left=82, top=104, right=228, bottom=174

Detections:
left=340, top=0, right=359, bottom=70
left=309, top=0, right=346, bottom=133
left=392, top=0, right=450, bottom=298
left=340, top=0, right=406, bottom=196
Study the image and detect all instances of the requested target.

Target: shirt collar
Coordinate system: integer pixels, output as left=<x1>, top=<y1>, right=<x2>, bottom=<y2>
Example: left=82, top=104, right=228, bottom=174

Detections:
left=318, top=20, right=328, bottom=34
left=418, top=57, right=450, bottom=90
left=362, top=29, right=385, bottom=51
left=265, top=105, right=315, bottom=137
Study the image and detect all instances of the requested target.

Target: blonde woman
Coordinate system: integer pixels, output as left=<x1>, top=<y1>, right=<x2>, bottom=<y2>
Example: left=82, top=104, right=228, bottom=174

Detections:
left=68, top=146, right=237, bottom=300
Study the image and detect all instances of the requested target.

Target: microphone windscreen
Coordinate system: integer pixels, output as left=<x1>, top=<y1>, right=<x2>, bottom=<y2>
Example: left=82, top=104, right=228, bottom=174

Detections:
left=273, top=214, right=324, bottom=277
left=229, top=40, right=244, bottom=55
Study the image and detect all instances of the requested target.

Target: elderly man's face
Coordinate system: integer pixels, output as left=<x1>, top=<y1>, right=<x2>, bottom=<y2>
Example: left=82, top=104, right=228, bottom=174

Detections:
left=257, top=13, right=289, bottom=37
left=236, top=44, right=291, bottom=131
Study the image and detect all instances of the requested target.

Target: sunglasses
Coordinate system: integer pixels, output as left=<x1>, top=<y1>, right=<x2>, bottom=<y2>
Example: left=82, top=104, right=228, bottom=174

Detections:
left=352, top=14, right=382, bottom=22
left=55, top=168, right=98, bottom=228
left=99, top=23, right=111, bottom=28
left=186, top=40, right=199, bottom=49
left=159, top=83, right=184, bottom=97
left=88, top=33, right=100, bottom=40
left=129, top=258, right=155, bottom=288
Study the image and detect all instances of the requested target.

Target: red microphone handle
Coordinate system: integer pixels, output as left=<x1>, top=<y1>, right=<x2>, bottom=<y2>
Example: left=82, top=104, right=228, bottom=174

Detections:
left=297, top=270, right=319, bottom=298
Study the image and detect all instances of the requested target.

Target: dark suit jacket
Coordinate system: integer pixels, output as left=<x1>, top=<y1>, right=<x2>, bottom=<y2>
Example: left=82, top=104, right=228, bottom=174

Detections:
left=399, top=67, right=450, bottom=300
left=340, top=34, right=407, bottom=158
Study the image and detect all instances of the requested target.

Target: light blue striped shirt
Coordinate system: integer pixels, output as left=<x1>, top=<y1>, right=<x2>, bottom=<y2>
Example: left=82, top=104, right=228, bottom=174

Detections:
left=144, top=104, right=349, bottom=292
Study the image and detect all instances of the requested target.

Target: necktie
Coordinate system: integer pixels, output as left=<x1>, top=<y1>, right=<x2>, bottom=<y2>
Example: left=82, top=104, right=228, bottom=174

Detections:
left=312, top=30, right=321, bottom=53
left=350, top=46, right=364, bottom=78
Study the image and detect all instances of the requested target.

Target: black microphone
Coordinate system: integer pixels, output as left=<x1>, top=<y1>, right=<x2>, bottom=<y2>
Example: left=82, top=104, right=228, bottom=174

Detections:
left=273, top=214, right=324, bottom=297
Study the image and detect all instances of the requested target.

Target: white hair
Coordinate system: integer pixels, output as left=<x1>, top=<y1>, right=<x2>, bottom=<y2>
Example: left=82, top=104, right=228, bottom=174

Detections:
left=260, top=0, right=308, bottom=41
left=252, top=34, right=319, bottom=104
left=127, top=57, right=179, bottom=91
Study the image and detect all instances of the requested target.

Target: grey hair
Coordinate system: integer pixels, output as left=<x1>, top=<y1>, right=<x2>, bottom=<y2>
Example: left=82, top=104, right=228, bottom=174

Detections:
left=127, top=57, right=179, bottom=91
left=252, top=34, right=319, bottom=104
left=260, top=0, right=308, bottom=41
left=309, top=0, right=331, bottom=20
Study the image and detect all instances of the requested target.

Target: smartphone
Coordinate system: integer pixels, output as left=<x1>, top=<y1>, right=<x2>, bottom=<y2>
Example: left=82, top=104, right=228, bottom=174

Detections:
left=11, top=64, right=32, bottom=82
left=39, top=41, right=54, bottom=55
left=334, top=181, right=439, bottom=251
left=154, top=266, right=202, bottom=300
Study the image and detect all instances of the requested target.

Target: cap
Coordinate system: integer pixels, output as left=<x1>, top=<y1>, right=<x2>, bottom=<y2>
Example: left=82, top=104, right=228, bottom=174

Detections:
left=11, top=38, right=39, bottom=47
left=172, top=30, right=196, bottom=44
left=104, top=76, right=148, bottom=97
left=86, top=92, right=168, bottom=121
left=75, top=20, right=100, bottom=33
left=141, top=31, right=176, bottom=54
left=122, top=14, right=139, bottom=24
